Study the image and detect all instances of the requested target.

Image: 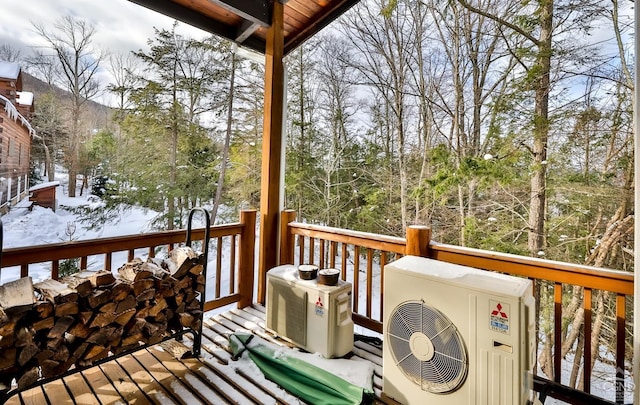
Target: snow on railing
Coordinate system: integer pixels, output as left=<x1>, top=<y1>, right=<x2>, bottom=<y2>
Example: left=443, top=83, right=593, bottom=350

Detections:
left=0, top=94, right=36, bottom=137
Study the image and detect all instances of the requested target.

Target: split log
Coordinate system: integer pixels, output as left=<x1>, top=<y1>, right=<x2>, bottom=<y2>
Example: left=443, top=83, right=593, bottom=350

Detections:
left=0, top=333, right=13, bottom=349
left=118, top=260, right=163, bottom=282
left=34, top=301, right=54, bottom=318
left=136, top=288, right=156, bottom=302
left=0, top=278, right=35, bottom=311
left=40, top=359, right=59, bottom=378
left=115, top=296, right=136, bottom=314
left=34, top=279, right=77, bottom=304
left=75, top=270, right=115, bottom=288
left=47, top=316, right=75, bottom=340
left=18, top=343, right=39, bottom=366
left=0, top=348, right=16, bottom=371
left=68, top=322, right=93, bottom=339
left=78, top=311, right=94, bottom=325
left=133, top=279, right=155, bottom=296
left=189, top=264, right=204, bottom=275
left=61, top=276, right=92, bottom=297
left=0, top=322, right=16, bottom=340
left=114, top=309, right=136, bottom=326
left=17, top=366, right=38, bottom=389
left=55, top=301, right=79, bottom=317
left=51, top=345, right=69, bottom=363
left=15, top=327, right=34, bottom=348
left=87, top=289, right=112, bottom=308
left=111, top=281, right=133, bottom=301
left=81, top=344, right=109, bottom=365
left=89, top=312, right=116, bottom=328
left=32, top=317, right=54, bottom=332
left=168, top=247, right=199, bottom=278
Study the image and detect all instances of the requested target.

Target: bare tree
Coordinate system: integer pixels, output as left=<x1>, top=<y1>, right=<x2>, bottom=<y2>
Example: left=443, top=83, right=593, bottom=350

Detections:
left=0, top=44, right=21, bottom=63
left=32, top=16, right=104, bottom=197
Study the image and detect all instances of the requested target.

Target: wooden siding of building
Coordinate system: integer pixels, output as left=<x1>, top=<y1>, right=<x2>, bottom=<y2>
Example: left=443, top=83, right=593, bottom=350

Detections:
left=0, top=97, right=32, bottom=208
left=0, top=68, right=21, bottom=103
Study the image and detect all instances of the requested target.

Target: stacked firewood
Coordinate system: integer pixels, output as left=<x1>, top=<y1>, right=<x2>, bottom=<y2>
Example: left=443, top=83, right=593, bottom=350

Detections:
left=0, top=247, right=205, bottom=394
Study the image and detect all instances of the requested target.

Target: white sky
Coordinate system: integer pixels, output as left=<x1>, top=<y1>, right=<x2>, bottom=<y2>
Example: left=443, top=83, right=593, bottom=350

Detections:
left=0, top=0, right=211, bottom=106
left=0, top=0, right=208, bottom=55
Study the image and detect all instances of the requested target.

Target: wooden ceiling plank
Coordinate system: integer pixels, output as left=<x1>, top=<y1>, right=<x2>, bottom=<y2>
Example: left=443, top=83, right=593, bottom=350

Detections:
left=286, top=0, right=321, bottom=19
left=284, top=0, right=362, bottom=54
left=209, top=0, right=271, bottom=27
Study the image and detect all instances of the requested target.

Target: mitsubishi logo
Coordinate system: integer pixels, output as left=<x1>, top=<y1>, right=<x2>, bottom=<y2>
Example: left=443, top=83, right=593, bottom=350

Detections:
left=491, top=303, right=508, bottom=318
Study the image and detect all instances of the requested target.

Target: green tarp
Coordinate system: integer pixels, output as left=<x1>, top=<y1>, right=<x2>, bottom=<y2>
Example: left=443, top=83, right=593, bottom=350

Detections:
left=230, top=332, right=374, bottom=405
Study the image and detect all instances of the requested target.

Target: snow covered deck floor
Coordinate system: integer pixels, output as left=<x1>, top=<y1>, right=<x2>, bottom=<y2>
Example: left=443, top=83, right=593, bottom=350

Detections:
left=6, top=305, right=386, bottom=405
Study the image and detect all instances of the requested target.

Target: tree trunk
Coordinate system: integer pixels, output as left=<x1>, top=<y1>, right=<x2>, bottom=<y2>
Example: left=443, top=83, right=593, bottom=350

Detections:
left=527, top=0, right=553, bottom=256
left=211, top=52, right=236, bottom=224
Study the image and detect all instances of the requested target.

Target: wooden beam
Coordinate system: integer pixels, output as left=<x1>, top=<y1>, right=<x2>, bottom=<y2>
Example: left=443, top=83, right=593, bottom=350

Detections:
left=235, top=20, right=261, bottom=43
left=209, top=0, right=271, bottom=27
left=257, top=1, right=285, bottom=305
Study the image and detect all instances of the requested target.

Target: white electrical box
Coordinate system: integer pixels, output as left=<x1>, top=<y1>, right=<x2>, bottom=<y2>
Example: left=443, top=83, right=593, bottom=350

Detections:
left=266, top=264, right=354, bottom=358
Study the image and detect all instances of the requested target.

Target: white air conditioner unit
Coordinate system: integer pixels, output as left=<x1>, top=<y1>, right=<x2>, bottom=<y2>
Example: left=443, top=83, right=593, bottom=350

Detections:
left=266, top=264, right=354, bottom=358
left=383, top=256, right=536, bottom=405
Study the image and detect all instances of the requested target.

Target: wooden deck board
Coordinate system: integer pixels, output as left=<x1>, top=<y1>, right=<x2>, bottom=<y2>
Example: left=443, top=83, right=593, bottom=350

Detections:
left=63, top=372, right=101, bottom=404
left=135, top=348, right=205, bottom=405
left=81, top=366, right=123, bottom=404
left=116, top=354, right=177, bottom=404
left=3, top=305, right=385, bottom=405
left=19, top=386, right=47, bottom=405
left=39, top=378, right=73, bottom=403
left=147, top=346, right=228, bottom=404
left=100, top=359, right=151, bottom=404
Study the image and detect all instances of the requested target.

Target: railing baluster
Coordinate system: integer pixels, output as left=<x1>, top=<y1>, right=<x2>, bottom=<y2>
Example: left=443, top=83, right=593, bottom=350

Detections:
left=341, top=243, right=347, bottom=280
left=353, top=246, right=360, bottom=314
left=216, top=237, right=222, bottom=299
left=380, top=252, right=387, bottom=323
left=554, top=282, right=562, bottom=383
left=319, top=239, right=325, bottom=268
left=128, top=249, right=134, bottom=262
left=330, top=241, right=337, bottom=268
left=52, top=260, right=59, bottom=280
left=20, top=264, right=28, bottom=278
left=616, top=293, right=625, bottom=404
left=230, top=235, right=236, bottom=294
left=105, top=253, right=112, bottom=272
left=366, top=248, right=373, bottom=318
left=583, top=287, right=592, bottom=393
left=309, top=237, right=315, bottom=265
left=299, top=236, right=305, bottom=265
left=80, top=256, right=88, bottom=270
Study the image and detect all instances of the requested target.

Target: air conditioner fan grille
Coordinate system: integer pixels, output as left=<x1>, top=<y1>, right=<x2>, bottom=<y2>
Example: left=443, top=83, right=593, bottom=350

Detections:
left=387, top=300, right=468, bottom=393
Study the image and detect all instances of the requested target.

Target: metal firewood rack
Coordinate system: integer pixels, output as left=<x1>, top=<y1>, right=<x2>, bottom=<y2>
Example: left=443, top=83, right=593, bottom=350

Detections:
left=0, top=207, right=210, bottom=401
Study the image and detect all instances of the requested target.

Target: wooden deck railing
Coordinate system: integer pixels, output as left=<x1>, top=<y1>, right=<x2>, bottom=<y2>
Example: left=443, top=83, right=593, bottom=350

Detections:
left=1, top=210, right=257, bottom=312
left=278, top=210, right=634, bottom=405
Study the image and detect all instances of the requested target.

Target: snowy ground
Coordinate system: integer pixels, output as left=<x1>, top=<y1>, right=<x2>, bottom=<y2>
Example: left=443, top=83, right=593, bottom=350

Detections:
left=1, top=180, right=160, bottom=284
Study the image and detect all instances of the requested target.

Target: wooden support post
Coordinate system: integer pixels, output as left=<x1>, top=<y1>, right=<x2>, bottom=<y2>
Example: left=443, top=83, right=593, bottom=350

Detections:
left=258, top=0, right=285, bottom=305
left=279, top=210, right=297, bottom=265
left=405, top=225, right=431, bottom=257
left=238, top=210, right=257, bottom=308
